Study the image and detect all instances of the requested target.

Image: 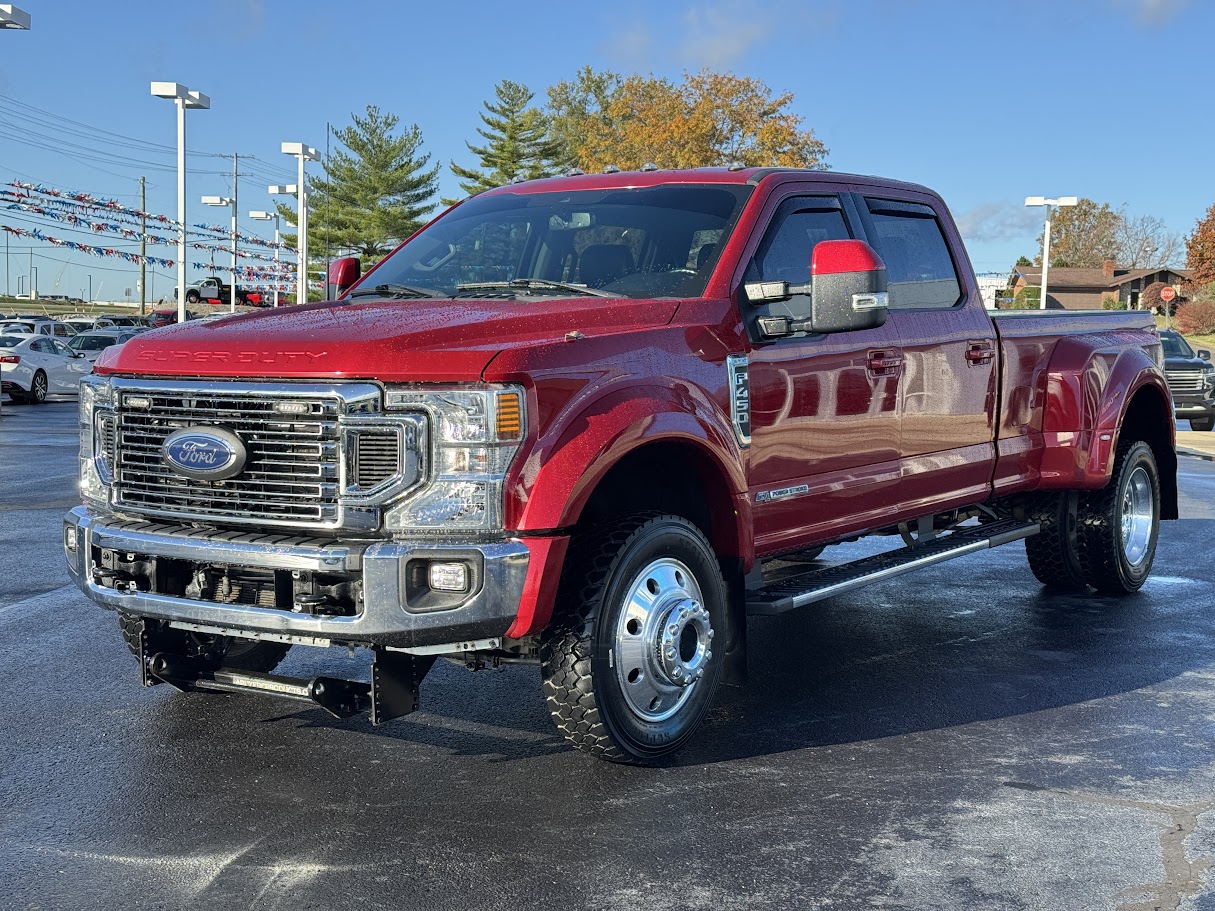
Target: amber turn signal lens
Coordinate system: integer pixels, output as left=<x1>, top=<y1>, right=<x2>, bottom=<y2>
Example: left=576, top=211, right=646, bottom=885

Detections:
left=495, top=392, right=522, bottom=441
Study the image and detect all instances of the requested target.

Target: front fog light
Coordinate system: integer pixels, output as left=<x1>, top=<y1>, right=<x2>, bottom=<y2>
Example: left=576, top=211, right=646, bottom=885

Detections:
left=428, top=562, right=469, bottom=593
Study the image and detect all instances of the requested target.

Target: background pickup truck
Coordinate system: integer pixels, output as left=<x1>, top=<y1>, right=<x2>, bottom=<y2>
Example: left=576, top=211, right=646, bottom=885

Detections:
left=66, top=167, right=1176, bottom=764
left=174, top=275, right=262, bottom=307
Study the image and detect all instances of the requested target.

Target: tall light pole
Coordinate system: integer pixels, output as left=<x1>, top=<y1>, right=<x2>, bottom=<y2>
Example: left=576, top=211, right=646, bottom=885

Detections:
left=151, top=82, right=210, bottom=323
left=281, top=143, right=318, bottom=305
left=1025, top=196, right=1078, bottom=310
left=269, top=183, right=299, bottom=305
left=202, top=195, right=237, bottom=312
left=0, top=5, right=31, bottom=28
left=249, top=210, right=282, bottom=307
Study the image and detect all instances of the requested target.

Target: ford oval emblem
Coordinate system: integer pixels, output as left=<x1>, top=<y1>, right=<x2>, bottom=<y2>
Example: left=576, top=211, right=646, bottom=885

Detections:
left=161, top=427, right=247, bottom=481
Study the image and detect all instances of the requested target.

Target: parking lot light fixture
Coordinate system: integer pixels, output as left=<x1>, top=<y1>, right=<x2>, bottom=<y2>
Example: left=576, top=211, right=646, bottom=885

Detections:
left=0, top=5, right=31, bottom=28
left=1024, top=196, right=1078, bottom=310
left=281, top=143, right=319, bottom=306
left=269, top=185, right=302, bottom=307
left=151, top=82, right=210, bottom=323
left=249, top=210, right=282, bottom=307
left=203, top=196, right=238, bottom=312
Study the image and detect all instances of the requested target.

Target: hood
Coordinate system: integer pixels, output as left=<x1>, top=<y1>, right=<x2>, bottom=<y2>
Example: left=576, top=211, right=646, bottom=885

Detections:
left=95, top=296, right=680, bottom=381
left=1164, top=354, right=1209, bottom=371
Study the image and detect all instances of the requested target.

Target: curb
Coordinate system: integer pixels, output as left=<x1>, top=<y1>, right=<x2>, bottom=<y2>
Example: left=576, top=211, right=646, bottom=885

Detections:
left=1177, top=447, right=1215, bottom=462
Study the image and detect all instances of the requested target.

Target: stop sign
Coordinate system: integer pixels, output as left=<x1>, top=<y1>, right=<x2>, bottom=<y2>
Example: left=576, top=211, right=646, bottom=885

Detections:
left=1161, top=286, right=1177, bottom=302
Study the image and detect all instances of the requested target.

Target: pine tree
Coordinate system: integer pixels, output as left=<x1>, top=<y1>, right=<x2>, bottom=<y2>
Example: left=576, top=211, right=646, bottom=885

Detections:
left=277, top=105, right=439, bottom=263
left=446, top=81, right=563, bottom=203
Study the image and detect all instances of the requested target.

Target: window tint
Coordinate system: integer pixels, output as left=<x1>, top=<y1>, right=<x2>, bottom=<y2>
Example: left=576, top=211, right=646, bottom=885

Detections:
left=746, top=200, right=851, bottom=285
left=30, top=338, right=51, bottom=353
left=864, top=198, right=961, bottom=309
left=51, top=339, right=73, bottom=357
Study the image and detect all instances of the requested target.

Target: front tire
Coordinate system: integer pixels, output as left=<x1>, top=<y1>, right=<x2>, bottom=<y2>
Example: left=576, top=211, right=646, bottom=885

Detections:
left=185, top=291, right=200, bottom=304
left=540, top=514, right=727, bottom=763
left=1077, top=439, right=1160, bottom=594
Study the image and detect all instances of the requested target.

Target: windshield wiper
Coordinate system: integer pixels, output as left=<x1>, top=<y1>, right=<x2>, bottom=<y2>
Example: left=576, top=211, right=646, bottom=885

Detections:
left=455, top=279, right=615, bottom=298
left=347, top=283, right=443, bottom=300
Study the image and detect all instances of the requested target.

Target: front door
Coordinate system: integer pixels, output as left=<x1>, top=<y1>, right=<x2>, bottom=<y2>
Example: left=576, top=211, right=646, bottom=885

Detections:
left=741, top=190, right=905, bottom=556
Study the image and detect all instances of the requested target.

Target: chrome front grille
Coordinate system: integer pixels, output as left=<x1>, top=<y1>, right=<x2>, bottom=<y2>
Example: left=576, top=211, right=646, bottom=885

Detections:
left=114, top=387, right=341, bottom=524
left=1166, top=370, right=1205, bottom=394
left=106, top=379, right=424, bottom=530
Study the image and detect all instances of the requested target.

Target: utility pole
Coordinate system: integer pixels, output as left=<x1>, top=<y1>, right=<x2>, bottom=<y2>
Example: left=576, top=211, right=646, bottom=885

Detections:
left=139, top=176, right=147, bottom=314
left=231, top=153, right=239, bottom=313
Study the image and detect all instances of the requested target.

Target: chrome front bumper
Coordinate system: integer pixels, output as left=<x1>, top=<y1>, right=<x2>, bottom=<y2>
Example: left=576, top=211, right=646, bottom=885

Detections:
left=63, top=506, right=530, bottom=649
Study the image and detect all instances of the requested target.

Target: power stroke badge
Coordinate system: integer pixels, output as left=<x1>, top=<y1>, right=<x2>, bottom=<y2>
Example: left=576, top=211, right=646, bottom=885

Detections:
left=161, top=427, right=248, bottom=481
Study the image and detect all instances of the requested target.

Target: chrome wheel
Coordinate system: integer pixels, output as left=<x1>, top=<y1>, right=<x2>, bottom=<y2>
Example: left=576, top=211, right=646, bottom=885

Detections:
left=30, top=371, right=47, bottom=403
left=1121, top=465, right=1154, bottom=567
left=613, top=557, right=714, bottom=723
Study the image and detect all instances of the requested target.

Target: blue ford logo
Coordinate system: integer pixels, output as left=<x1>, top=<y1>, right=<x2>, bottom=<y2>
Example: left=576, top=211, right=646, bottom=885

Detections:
left=162, top=427, right=247, bottom=481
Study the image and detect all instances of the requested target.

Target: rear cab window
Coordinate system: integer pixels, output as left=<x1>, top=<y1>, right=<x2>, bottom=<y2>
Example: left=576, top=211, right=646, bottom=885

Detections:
left=860, top=197, right=961, bottom=310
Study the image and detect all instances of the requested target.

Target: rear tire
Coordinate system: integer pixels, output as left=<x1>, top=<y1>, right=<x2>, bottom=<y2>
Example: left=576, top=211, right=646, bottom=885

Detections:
left=1077, top=439, right=1160, bottom=594
left=1025, top=491, right=1087, bottom=589
left=28, top=370, right=47, bottom=404
left=540, top=514, right=726, bottom=763
left=1190, top=417, right=1214, bottom=432
left=117, top=612, right=290, bottom=673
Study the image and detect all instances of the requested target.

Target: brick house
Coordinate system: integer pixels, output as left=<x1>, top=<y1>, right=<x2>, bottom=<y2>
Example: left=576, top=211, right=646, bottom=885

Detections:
left=1006, top=260, right=1192, bottom=310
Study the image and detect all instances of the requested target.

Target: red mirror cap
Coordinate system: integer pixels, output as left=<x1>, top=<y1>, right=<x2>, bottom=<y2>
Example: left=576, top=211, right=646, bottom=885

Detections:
left=811, top=239, right=885, bottom=276
left=328, top=257, right=361, bottom=288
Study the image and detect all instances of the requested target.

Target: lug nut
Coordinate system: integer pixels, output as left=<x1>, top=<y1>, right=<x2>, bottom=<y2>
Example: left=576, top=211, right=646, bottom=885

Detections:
left=668, top=624, right=678, bottom=634
left=707, top=630, right=715, bottom=639
left=666, top=648, right=676, bottom=659
left=705, top=650, right=712, bottom=660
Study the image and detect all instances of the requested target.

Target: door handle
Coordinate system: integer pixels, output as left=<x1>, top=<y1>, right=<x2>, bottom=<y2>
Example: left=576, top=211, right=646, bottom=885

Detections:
left=966, top=340, right=996, bottom=365
left=866, top=349, right=904, bottom=376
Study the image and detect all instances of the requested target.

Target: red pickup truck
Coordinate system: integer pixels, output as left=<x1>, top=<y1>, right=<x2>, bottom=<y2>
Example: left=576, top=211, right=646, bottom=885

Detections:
left=66, top=168, right=1176, bottom=763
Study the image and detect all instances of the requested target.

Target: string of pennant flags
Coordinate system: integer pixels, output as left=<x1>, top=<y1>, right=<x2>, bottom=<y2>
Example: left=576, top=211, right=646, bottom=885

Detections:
left=1, top=224, right=176, bottom=267
left=6, top=181, right=294, bottom=252
left=190, top=263, right=295, bottom=280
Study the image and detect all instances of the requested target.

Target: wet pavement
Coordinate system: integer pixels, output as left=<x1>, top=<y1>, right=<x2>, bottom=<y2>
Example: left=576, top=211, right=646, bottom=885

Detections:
left=4, top=400, right=1215, bottom=910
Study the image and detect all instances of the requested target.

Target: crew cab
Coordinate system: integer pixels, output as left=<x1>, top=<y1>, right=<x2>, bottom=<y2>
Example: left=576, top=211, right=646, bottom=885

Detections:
left=65, top=168, right=1176, bottom=763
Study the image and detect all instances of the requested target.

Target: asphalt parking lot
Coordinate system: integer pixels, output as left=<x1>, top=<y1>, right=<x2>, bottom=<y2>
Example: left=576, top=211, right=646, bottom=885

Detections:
left=4, top=400, right=1215, bottom=910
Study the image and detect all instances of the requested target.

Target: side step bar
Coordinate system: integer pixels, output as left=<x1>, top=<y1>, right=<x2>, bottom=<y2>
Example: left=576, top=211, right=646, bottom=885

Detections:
left=746, top=518, right=1039, bottom=616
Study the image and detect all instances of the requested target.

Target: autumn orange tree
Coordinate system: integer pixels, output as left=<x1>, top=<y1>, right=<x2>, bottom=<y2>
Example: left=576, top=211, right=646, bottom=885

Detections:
left=1186, top=203, right=1215, bottom=286
left=547, top=69, right=828, bottom=173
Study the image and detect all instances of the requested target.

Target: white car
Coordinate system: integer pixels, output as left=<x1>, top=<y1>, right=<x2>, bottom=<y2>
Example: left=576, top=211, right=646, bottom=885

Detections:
left=0, top=318, right=78, bottom=339
left=68, top=328, right=140, bottom=363
left=0, top=333, right=92, bottom=404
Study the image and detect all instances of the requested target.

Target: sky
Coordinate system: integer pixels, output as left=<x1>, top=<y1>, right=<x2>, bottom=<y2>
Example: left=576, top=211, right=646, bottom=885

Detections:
left=0, top=0, right=1211, bottom=302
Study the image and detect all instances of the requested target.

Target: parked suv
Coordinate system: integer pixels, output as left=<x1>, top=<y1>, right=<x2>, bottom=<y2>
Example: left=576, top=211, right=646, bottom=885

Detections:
left=1160, top=329, right=1215, bottom=431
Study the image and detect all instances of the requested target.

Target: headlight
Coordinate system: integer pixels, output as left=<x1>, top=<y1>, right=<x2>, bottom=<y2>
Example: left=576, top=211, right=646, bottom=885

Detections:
left=79, top=375, right=113, bottom=505
left=382, top=386, right=525, bottom=535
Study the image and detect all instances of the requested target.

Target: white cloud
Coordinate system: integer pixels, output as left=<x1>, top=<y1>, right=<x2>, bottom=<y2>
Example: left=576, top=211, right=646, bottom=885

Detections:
left=1122, top=0, right=1192, bottom=25
left=678, top=6, right=772, bottom=69
left=956, top=201, right=1043, bottom=244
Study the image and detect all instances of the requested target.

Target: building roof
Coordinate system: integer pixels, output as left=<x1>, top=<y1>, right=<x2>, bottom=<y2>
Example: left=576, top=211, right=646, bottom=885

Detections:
left=1013, top=265, right=1192, bottom=289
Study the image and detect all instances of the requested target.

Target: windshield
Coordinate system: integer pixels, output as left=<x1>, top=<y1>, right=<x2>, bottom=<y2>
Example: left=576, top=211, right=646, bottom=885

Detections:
left=69, top=334, right=119, bottom=351
left=1, top=322, right=36, bottom=334
left=360, top=184, right=752, bottom=300
left=1161, top=333, right=1194, bottom=358
left=0, top=336, right=22, bottom=348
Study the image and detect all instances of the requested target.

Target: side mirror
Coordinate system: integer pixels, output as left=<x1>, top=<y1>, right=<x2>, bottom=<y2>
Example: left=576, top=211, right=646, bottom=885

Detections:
left=1199, top=349, right=1211, bottom=361
left=328, top=257, right=361, bottom=299
left=745, top=239, right=888, bottom=337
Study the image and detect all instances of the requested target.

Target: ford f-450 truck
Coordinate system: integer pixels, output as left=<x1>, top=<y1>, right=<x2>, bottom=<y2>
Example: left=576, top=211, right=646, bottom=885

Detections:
left=65, top=168, right=1176, bottom=763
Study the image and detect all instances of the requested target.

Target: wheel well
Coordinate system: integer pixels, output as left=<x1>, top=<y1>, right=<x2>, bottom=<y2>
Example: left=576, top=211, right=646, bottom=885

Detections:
left=578, top=442, right=741, bottom=560
left=1120, top=385, right=1178, bottom=520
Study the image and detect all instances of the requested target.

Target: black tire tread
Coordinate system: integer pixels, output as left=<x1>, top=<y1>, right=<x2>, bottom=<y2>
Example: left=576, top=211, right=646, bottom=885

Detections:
left=1077, top=439, right=1158, bottom=594
left=540, top=511, right=673, bottom=764
left=1024, top=491, right=1087, bottom=589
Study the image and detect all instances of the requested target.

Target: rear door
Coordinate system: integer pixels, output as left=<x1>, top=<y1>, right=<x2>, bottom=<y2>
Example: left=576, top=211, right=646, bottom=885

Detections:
left=852, top=193, right=998, bottom=514
left=741, top=187, right=905, bottom=555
